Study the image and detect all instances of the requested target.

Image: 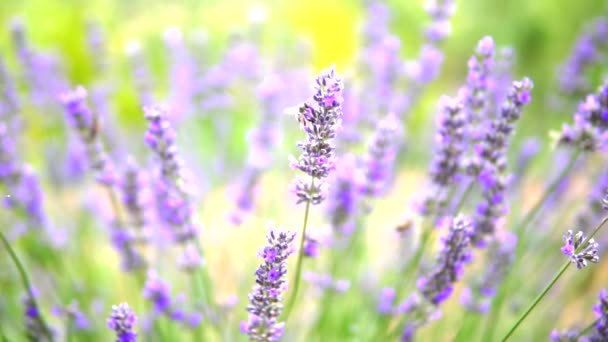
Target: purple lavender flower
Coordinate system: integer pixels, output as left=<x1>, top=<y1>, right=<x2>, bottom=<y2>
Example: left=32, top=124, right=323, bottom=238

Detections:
left=589, top=289, right=608, bottom=340
left=23, top=289, right=52, bottom=342
left=289, top=66, right=344, bottom=205
left=52, top=302, right=90, bottom=331
left=59, top=86, right=115, bottom=185
left=550, top=329, right=583, bottom=342
left=143, top=270, right=172, bottom=313
left=561, top=230, right=599, bottom=269
left=360, top=112, right=401, bottom=197
left=120, top=157, right=147, bottom=232
left=425, top=0, right=456, bottom=43
left=419, top=95, right=465, bottom=215
left=558, top=81, right=608, bottom=151
left=227, top=74, right=283, bottom=225
left=461, top=36, right=496, bottom=129
left=303, top=234, right=320, bottom=258
left=559, top=17, right=608, bottom=95
left=241, top=227, right=296, bottom=341
left=325, top=154, right=361, bottom=240
left=417, top=215, right=473, bottom=305
left=107, top=303, right=137, bottom=342
left=378, top=287, right=396, bottom=314
left=125, top=41, right=154, bottom=107
left=470, top=78, right=533, bottom=243
left=144, top=104, right=198, bottom=244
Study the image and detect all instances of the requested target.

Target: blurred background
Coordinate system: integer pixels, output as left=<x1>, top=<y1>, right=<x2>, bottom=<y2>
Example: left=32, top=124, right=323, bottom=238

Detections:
left=0, top=0, right=607, bottom=341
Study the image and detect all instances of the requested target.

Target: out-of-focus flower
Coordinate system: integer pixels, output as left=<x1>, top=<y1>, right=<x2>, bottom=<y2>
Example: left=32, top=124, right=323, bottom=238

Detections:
left=558, top=81, right=608, bottom=151
left=107, top=303, right=137, bottom=342
left=417, top=215, right=473, bottom=305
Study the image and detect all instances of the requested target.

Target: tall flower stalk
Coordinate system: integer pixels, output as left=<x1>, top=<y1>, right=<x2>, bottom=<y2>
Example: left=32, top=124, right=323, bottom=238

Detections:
left=501, top=216, right=607, bottom=340
left=284, top=66, right=344, bottom=320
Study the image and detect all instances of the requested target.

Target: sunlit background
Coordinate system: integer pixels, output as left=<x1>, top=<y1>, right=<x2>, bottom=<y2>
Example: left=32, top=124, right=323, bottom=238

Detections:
left=0, top=0, right=607, bottom=341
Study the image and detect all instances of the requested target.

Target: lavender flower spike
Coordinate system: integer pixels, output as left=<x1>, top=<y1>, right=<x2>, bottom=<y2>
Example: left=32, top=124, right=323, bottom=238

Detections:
left=419, top=95, right=465, bottom=215
left=417, top=215, right=473, bottom=305
left=59, top=86, right=115, bottom=185
left=425, top=0, right=456, bottom=43
left=561, top=230, right=599, bottom=269
left=107, top=303, right=137, bottom=342
left=557, top=81, right=608, bottom=152
left=360, top=112, right=401, bottom=197
left=289, top=66, right=344, bottom=205
left=589, top=289, right=608, bottom=340
left=241, top=227, right=296, bottom=341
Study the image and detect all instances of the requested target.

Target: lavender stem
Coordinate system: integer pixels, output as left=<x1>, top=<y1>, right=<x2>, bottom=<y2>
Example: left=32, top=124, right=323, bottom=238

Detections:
left=482, top=148, right=581, bottom=341
left=283, top=188, right=313, bottom=323
left=0, top=230, right=53, bottom=341
left=577, top=318, right=601, bottom=338
left=501, top=215, right=608, bottom=341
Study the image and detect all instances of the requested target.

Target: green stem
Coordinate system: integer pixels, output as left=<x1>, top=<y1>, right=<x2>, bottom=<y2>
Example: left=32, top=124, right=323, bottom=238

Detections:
left=452, top=182, right=475, bottom=213
left=577, top=318, right=600, bottom=339
left=501, top=215, right=608, bottom=341
left=482, top=149, right=581, bottom=341
left=0, top=231, right=54, bottom=341
left=501, top=262, right=570, bottom=341
left=283, top=196, right=313, bottom=322
left=65, top=317, right=72, bottom=342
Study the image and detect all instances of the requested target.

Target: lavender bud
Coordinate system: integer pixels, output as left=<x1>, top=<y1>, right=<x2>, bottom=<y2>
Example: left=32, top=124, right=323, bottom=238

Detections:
left=143, top=270, right=172, bottom=314
left=242, top=227, right=296, bottom=341
left=561, top=230, right=600, bottom=269
left=107, top=303, right=137, bottom=342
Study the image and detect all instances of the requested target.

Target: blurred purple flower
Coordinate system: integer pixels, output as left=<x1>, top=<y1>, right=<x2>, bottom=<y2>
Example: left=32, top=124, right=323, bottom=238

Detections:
left=107, top=303, right=137, bottom=342
left=561, top=230, right=599, bottom=269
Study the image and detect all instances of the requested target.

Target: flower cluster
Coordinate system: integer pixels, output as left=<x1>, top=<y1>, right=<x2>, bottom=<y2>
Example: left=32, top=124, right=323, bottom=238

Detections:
left=590, top=289, right=608, bottom=340
left=23, top=290, right=52, bottom=342
left=558, top=81, right=608, bottom=151
left=417, top=215, right=474, bottom=305
left=461, top=36, right=495, bottom=128
left=144, top=104, right=197, bottom=244
left=228, top=74, right=283, bottom=225
left=360, top=113, right=401, bottom=197
left=425, top=0, right=456, bottom=43
left=107, top=303, right=137, bottom=342
left=289, top=66, right=344, bottom=205
left=559, top=17, right=608, bottom=95
left=242, top=227, right=296, bottom=341
left=325, top=154, right=361, bottom=239
left=561, top=230, right=600, bottom=269
left=419, top=95, right=465, bottom=215
left=470, top=78, right=533, bottom=244
left=60, top=86, right=115, bottom=185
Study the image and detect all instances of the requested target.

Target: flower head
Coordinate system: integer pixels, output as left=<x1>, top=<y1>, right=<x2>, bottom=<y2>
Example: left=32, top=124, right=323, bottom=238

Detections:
left=107, top=303, right=137, bottom=342
left=561, top=230, right=599, bottom=269
left=242, top=226, right=296, bottom=341
left=289, top=66, right=344, bottom=205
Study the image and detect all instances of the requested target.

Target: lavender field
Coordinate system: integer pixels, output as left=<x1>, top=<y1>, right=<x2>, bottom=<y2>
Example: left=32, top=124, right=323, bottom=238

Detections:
left=1, top=0, right=608, bottom=341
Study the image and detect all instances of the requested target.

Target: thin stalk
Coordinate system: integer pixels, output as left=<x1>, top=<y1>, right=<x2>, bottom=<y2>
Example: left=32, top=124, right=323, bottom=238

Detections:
left=65, top=317, right=72, bottom=342
left=501, top=261, right=570, bottom=341
left=452, top=182, right=475, bottom=213
left=0, top=230, right=53, bottom=341
left=501, top=215, right=608, bottom=341
left=577, top=318, right=600, bottom=339
left=283, top=193, right=313, bottom=322
left=482, top=149, right=581, bottom=341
